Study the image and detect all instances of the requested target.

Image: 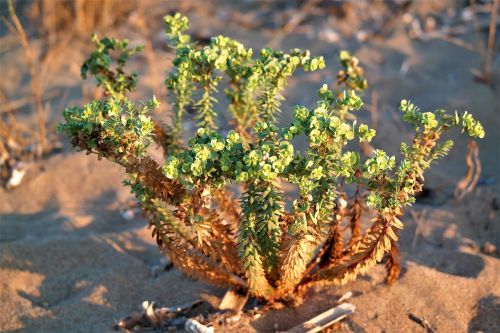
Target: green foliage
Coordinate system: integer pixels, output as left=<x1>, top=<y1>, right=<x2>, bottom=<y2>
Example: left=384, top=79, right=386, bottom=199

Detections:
left=164, top=22, right=325, bottom=144
left=59, top=13, right=485, bottom=303
left=81, top=34, right=144, bottom=100
left=337, top=50, right=368, bottom=91
left=58, top=97, right=157, bottom=159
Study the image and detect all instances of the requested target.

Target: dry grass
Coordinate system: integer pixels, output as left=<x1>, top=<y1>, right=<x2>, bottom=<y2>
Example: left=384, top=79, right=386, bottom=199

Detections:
left=32, top=0, right=136, bottom=40
left=484, top=0, right=499, bottom=82
left=7, top=0, right=46, bottom=150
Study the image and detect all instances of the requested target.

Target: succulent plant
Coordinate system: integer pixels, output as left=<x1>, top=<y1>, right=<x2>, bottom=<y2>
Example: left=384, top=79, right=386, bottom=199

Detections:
left=58, top=13, right=484, bottom=303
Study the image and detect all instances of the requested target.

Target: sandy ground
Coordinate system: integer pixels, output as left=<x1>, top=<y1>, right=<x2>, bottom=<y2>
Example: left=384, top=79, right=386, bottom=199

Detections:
left=1, top=1, right=499, bottom=332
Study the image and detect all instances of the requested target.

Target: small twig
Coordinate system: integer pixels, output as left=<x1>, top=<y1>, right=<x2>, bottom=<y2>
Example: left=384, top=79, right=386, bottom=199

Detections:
left=284, top=303, right=355, bottom=333
left=408, top=312, right=436, bottom=333
left=454, top=140, right=481, bottom=200
left=337, top=291, right=353, bottom=303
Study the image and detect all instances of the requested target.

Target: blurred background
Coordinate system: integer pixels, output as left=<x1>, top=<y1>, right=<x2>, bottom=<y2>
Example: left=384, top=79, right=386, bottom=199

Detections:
left=0, top=1, right=499, bottom=332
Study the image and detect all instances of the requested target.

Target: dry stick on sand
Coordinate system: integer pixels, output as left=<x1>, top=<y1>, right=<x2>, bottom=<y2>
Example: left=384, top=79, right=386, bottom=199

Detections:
left=408, top=312, right=436, bottom=333
left=284, top=303, right=356, bottom=333
left=7, top=0, right=47, bottom=151
left=484, top=0, right=499, bottom=82
left=454, top=140, right=481, bottom=200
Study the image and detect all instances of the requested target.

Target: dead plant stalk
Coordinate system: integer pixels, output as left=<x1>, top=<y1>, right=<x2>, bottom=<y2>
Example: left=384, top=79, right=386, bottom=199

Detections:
left=7, top=0, right=47, bottom=150
left=485, top=0, right=499, bottom=81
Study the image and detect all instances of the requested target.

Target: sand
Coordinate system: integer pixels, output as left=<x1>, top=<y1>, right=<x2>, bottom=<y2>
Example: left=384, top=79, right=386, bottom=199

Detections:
left=1, top=1, right=499, bottom=332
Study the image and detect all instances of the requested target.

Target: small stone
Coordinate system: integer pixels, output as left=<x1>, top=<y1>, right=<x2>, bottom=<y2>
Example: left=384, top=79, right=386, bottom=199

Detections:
left=482, top=242, right=497, bottom=255
left=120, top=209, right=136, bottom=221
left=318, top=27, right=340, bottom=43
left=6, top=163, right=27, bottom=189
left=161, top=257, right=174, bottom=271
left=151, top=265, right=162, bottom=277
left=225, top=315, right=240, bottom=323
left=159, top=257, right=170, bottom=266
left=355, top=30, right=368, bottom=42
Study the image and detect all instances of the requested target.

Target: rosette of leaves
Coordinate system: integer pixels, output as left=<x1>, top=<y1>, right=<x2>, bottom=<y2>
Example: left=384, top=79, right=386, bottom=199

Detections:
left=59, top=14, right=484, bottom=303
